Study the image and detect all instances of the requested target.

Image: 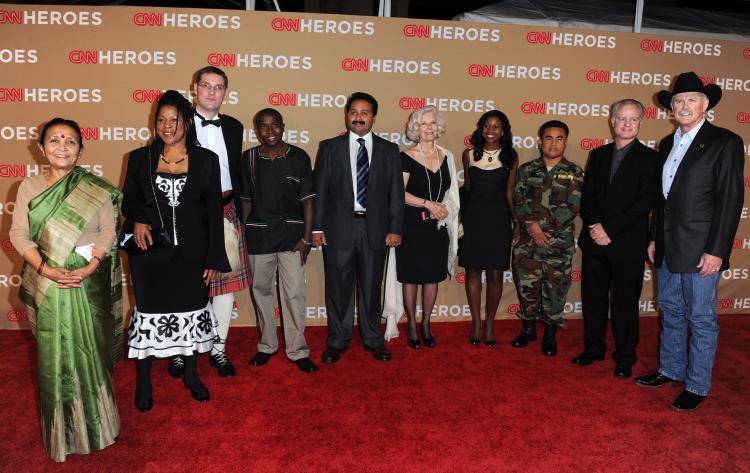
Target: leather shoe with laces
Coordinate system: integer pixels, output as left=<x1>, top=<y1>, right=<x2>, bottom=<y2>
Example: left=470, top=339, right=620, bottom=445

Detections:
left=364, top=344, right=392, bottom=362
left=209, top=352, right=236, bottom=377
left=571, top=352, right=605, bottom=366
left=321, top=346, right=345, bottom=364
left=634, top=372, right=682, bottom=388
left=671, top=390, right=706, bottom=411
left=249, top=351, right=277, bottom=366
left=293, top=357, right=319, bottom=373
left=614, top=366, right=632, bottom=378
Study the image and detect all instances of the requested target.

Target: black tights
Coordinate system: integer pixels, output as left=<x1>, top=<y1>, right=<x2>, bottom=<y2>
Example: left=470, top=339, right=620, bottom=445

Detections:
left=465, top=269, right=503, bottom=341
left=135, top=353, right=207, bottom=401
left=403, top=283, right=438, bottom=339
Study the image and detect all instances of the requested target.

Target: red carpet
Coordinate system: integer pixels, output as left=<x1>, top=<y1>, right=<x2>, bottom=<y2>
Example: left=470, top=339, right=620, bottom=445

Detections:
left=1, top=317, right=749, bottom=472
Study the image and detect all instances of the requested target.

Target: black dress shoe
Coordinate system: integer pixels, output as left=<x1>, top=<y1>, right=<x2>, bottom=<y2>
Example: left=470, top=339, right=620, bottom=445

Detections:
left=292, top=357, right=319, bottom=373
left=571, top=352, right=605, bottom=366
left=483, top=338, right=496, bottom=348
left=671, top=390, right=706, bottom=411
left=407, top=338, right=421, bottom=349
left=134, top=397, right=153, bottom=412
left=634, top=372, right=681, bottom=388
left=614, top=366, right=632, bottom=379
left=167, top=355, right=184, bottom=378
left=190, top=389, right=210, bottom=402
left=469, top=337, right=481, bottom=346
left=249, top=351, right=277, bottom=366
left=542, top=324, right=557, bottom=357
left=364, top=345, right=393, bottom=361
left=209, top=352, right=236, bottom=377
left=321, top=346, right=345, bottom=364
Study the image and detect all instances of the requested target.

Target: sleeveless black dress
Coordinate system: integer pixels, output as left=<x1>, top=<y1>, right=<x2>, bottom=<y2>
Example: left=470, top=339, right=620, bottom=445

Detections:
left=396, top=152, right=450, bottom=284
left=458, top=165, right=512, bottom=270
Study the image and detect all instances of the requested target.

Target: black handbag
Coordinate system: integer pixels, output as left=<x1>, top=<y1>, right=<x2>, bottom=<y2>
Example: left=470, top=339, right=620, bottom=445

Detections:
left=121, top=146, right=174, bottom=254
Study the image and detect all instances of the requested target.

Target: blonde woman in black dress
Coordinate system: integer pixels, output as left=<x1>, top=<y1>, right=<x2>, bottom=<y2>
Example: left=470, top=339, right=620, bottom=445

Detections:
left=395, top=106, right=459, bottom=348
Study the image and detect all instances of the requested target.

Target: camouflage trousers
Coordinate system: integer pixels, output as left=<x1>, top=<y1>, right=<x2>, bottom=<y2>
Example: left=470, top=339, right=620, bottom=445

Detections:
left=512, top=242, right=573, bottom=327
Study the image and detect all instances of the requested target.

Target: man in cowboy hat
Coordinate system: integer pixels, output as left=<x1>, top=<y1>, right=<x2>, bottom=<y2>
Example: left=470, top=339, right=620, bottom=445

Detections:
left=635, top=71, right=745, bottom=411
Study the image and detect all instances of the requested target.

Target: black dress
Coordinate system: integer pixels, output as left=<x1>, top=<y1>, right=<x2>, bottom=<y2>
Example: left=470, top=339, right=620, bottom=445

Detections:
left=396, top=152, right=450, bottom=284
left=459, top=165, right=512, bottom=270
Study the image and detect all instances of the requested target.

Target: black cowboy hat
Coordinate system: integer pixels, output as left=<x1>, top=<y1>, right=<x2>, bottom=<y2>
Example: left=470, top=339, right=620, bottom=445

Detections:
left=657, top=71, right=722, bottom=110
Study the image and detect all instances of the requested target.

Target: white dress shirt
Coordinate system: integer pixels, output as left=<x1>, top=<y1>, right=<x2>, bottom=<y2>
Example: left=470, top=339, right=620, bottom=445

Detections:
left=349, top=131, right=373, bottom=212
left=662, top=119, right=705, bottom=198
left=194, top=112, right=232, bottom=192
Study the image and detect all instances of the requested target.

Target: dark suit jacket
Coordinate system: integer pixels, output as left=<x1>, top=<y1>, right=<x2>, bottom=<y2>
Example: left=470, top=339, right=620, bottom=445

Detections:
left=121, top=141, right=230, bottom=271
left=313, top=133, right=404, bottom=250
left=579, top=140, right=659, bottom=258
left=652, top=121, right=745, bottom=272
left=195, top=112, right=244, bottom=212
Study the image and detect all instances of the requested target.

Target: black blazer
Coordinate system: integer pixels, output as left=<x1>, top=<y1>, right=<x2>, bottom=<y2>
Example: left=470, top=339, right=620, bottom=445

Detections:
left=121, top=142, right=230, bottom=271
left=195, top=112, right=244, bottom=212
left=313, top=133, right=404, bottom=250
left=578, top=140, right=659, bottom=257
left=652, top=121, right=745, bottom=272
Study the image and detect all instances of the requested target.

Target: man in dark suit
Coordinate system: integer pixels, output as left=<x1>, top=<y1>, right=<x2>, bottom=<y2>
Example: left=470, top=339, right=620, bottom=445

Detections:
left=574, top=99, right=659, bottom=379
left=162, top=66, right=251, bottom=379
left=312, top=92, right=404, bottom=363
left=635, top=72, right=745, bottom=411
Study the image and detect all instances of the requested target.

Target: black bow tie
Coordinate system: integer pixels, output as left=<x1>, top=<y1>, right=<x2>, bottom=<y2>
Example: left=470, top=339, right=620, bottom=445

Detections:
left=195, top=111, right=221, bottom=127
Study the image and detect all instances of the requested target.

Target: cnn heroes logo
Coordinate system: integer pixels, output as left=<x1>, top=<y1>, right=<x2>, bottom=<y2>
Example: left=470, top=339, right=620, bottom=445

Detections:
left=0, top=88, right=101, bottom=103
left=341, top=57, right=440, bottom=75
left=133, top=12, right=240, bottom=29
left=0, top=9, right=101, bottom=26
left=0, top=164, right=104, bottom=177
left=468, top=64, right=561, bottom=80
left=132, top=89, right=239, bottom=105
left=271, top=17, right=374, bottom=35
left=207, top=53, right=311, bottom=70
left=640, top=38, right=722, bottom=56
left=69, top=50, right=176, bottom=66
left=402, top=23, right=501, bottom=42
left=0, top=49, right=37, bottom=64
left=527, top=31, right=616, bottom=49
left=585, top=70, right=671, bottom=86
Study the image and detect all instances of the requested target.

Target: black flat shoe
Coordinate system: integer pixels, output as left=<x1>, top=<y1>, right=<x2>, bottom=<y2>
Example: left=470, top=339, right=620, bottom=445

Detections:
left=614, top=366, right=632, bottom=379
left=209, top=352, right=236, bottom=377
left=189, top=388, right=210, bottom=402
left=321, top=346, right=345, bottom=364
left=135, top=397, right=153, bottom=412
left=364, top=344, right=393, bottom=361
left=469, top=337, right=481, bottom=346
left=634, top=372, right=682, bottom=388
left=571, top=352, right=605, bottom=366
left=292, top=357, right=319, bottom=373
left=671, top=390, right=706, bottom=411
left=249, top=351, right=277, bottom=366
left=407, top=338, right=421, bottom=349
left=483, top=339, right=496, bottom=348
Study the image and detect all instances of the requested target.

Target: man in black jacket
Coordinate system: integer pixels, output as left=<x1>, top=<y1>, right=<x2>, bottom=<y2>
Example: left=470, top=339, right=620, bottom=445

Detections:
left=574, top=99, right=659, bottom=379
left=635, top=72, right=745, bottom=411
left=312, top=92, right=404, bottom=363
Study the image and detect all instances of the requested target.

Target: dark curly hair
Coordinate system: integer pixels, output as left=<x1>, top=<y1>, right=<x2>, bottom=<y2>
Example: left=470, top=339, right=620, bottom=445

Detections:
left=470, top=110, right=517, bottom=169
left=153, top=90, right=197, bottom=149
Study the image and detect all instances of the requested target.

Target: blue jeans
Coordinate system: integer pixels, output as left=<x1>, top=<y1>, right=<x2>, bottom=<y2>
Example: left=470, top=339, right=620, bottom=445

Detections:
left=657, top=262, right=721, bottom=396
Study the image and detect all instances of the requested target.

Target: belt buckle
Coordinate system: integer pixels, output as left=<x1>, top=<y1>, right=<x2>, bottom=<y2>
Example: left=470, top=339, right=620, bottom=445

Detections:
left=354, top=211, right=366, bottom=218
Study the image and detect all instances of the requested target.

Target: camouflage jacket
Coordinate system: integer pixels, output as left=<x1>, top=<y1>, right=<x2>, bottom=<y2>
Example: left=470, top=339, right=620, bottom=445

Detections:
left=513, top=157, right=584, bottom=251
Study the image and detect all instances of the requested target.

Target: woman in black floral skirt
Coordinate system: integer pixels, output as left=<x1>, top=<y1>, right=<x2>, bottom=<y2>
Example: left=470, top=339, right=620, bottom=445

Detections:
left=122, top=91, right=230, bottom=411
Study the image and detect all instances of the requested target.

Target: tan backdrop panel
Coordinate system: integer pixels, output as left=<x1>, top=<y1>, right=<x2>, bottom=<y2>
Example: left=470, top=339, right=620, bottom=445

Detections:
left=1, top=5, right=749, bottom=329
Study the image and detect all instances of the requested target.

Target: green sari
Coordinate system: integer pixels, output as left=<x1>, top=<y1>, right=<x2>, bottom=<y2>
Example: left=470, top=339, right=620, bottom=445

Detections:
left=18, top=167, right=123, bottom=462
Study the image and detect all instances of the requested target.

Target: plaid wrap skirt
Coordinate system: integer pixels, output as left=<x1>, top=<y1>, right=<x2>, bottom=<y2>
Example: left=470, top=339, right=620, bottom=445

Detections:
left=209, top=200, right=252, bottom=297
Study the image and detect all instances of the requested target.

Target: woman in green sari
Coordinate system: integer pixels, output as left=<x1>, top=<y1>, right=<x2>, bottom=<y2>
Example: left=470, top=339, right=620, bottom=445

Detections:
left=10, top=118, right=123, bottom=462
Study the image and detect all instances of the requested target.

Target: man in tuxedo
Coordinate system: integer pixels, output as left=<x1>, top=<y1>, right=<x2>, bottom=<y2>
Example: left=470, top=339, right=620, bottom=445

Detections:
left=635, top=72, right=744, bottom=411
left=312, top=92, right=404, bottom=363
left=574, top=99, right=659, bottom=379
left=165, top=66, right=251, bottom=379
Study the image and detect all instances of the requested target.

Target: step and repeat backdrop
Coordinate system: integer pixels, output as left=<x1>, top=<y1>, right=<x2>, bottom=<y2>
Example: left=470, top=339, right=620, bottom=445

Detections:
left=1, top=4, right=749, bottom=329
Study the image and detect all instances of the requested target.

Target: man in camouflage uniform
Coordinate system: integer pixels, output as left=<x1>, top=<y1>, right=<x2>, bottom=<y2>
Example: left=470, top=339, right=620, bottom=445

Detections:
left=511, top=120, right=583, bottom=356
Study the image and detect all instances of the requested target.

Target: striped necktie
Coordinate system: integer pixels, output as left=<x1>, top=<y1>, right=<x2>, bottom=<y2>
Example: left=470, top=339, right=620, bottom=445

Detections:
left=356, top=137, right=369, bottom=208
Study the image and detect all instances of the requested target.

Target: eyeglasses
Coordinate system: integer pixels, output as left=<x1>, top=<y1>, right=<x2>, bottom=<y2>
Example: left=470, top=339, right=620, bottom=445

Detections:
left=197, top=82, right=226, bottom=92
